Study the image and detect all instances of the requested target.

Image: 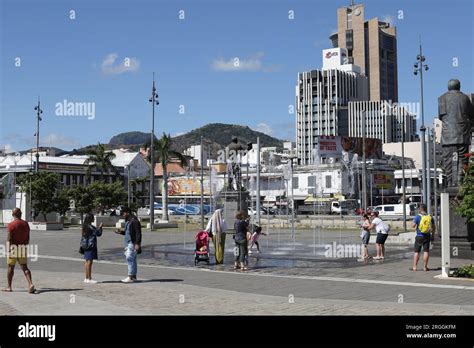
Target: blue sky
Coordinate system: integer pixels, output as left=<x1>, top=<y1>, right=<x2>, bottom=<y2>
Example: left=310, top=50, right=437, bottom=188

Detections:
left=1, top=0, right=472, bottom=152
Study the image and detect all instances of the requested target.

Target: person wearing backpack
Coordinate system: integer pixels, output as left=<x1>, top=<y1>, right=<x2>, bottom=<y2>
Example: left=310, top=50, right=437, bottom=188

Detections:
left=411, top=204, right=435, bottom=271
left=368, top=211, right=390, bottom=260
left=80, top=213, right=103, bottom=284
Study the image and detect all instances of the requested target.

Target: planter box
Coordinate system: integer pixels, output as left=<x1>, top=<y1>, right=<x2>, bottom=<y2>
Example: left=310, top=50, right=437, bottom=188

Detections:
left=369, top=231, right=416, bottom=245
left=94, top=215, right=120, bottom=227
left=29, top=222, right=63, bottom=231
left=146, top=220, right=178, bottom=229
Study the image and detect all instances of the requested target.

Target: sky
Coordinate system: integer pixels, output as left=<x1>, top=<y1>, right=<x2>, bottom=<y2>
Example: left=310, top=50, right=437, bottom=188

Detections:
left=0, top=0, right=473, bottom=152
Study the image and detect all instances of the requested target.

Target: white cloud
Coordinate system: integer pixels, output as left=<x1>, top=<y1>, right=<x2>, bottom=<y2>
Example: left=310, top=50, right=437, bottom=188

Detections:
left=211, top=52, right=279, bottom=72
left=381, top=15, right=395, bottom=26
left=40, top=133, right=81, bottom=149
left=255, top=123, right=274, bottom=136
left=173, top=132, right=185, bottom=137
left=101, top=53, right=140, bottom=75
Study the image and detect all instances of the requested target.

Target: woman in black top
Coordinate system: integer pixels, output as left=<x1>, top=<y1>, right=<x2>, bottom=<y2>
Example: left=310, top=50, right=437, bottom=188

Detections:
left=81, top=213, right=103, bottom=284
left=233, top=211, right=249, bottom=271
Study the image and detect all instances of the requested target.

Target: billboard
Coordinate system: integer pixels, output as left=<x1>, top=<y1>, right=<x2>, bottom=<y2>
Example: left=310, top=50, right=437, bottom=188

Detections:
left=317, top=136, right=342, bottom=157
left=322, top=48, right=348, bottom=69
left=315, top=136, right=383, bottom=159
left=167, top=177, right=210, bottom=196
left=373, top=172, right=394, bottom=190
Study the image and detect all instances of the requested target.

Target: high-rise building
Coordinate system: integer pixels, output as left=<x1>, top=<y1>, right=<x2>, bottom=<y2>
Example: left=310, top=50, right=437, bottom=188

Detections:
left=329, top=2, right=398, bottom=102
left=296, top=48, right=368, bottom=165
left=348, top=100, right=417, bottom=143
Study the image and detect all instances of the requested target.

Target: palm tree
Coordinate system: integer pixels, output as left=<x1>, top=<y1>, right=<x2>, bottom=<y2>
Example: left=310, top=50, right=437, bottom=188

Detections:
left=84, top=143, right=118, bottom=183
left=145, top=133, right=187, bottom=221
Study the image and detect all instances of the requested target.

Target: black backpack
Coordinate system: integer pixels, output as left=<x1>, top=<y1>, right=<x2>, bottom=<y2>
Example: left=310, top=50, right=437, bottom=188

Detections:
left=80, top=227, right=96, bottom=251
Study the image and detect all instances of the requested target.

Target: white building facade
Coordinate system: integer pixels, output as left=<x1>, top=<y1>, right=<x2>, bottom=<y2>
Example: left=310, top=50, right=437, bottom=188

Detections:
left=348, top=100, right=417, bottom=143
left=296, top=47, right=368, bottom=165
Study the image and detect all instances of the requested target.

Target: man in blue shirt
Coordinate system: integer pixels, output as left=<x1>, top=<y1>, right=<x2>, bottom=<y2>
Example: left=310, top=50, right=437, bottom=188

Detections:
left=411, top=204, right=435, bottom=271
left=115, top=207, right=142, bottom=282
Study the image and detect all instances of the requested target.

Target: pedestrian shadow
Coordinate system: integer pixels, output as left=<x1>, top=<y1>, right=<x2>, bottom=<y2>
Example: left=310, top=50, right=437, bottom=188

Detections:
left=99, top=279, right=183, bottom=284
left=35, top=288, right=83, bottom=294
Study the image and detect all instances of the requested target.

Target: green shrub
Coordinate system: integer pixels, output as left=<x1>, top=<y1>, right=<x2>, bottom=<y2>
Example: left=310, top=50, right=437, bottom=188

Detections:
left=452, top=264, right=474, bottom=278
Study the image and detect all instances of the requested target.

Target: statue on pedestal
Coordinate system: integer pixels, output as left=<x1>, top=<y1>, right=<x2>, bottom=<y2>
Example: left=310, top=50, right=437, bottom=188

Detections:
left=226, top=137, right=244, bottom=191
left=438, top=79, right=474, bottom=189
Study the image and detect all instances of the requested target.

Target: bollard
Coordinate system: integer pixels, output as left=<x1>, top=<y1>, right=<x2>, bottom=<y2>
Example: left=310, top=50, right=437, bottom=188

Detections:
left=440, top=193, right=450, bottom=278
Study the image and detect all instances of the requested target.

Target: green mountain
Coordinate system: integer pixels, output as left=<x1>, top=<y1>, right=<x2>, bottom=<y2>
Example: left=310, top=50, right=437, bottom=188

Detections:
left=109, top=131, right=157, bottom=146
left=62, top=123, right=284, bottom=157
left=170, top=123, right=284, bottom=157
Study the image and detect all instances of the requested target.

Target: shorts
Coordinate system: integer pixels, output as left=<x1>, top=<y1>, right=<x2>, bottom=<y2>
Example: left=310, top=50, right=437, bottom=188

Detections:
left=414, top=234, right=431, bottom=253
left=361, top=230, right=370, bottom=246
left=7, top=246, right=28, bottom=266
left=7, top=257, right=27, bottom=266
left=376, top=233, right=388, bottom=245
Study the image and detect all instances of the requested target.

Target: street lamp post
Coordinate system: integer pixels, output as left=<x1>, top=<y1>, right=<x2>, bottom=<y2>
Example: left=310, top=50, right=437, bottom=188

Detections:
left=28, top=169, right=33, bottom=222
left=432, top=127, right=439, bottom=232
left=426, top=127, right=431, bottom=213
left=126, top=165, right=131, bottom=207
left=256, top=137, right=261, bottom=225
left=200, top=136, right=205, bottom=229
left=402, top=111, right=407, bottom=232
left=148, top=73, right=159, bottom=230
left=361, top=111, right=367, bottom=212
left=34, top=98, right=43, bottom=173
left=413, top=41, right=429, bottom=205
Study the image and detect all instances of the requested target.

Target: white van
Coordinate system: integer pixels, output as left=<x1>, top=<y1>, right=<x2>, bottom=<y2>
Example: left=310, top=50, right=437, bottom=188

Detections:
left=372, top=204, right=414, bottom=216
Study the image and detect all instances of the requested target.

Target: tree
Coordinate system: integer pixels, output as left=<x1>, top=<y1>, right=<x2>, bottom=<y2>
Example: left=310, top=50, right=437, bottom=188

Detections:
left=55, top=189, right=72, bottom=217
left=456, top=154, right=474, bottom=222
left=17, top=172, right=63, bottom=222
left=90, top=181, right=127, bottom=214
left=84, top=143, right=119, bottom=183
left=66, top=185, right=95, bottom=223
left=130, top=176, right=148, bottom=207
left=144, top=133, right=187, bottom=221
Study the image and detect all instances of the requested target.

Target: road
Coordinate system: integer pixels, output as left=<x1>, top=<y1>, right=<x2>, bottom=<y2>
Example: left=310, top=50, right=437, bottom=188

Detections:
left=0, top=226, right=472, bottom=315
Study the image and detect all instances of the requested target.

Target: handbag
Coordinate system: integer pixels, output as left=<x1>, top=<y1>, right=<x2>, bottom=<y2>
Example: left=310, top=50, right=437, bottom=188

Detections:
left=78, top=246, right=85, bottom=255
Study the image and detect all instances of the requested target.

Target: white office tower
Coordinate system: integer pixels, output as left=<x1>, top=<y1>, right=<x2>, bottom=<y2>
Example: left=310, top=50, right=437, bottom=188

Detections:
left=296, top=47, right=368, bottom=165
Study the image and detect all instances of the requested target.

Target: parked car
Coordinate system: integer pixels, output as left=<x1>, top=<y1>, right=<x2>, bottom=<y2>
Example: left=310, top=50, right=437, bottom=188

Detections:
left=372, top=204, right=415, bottom=217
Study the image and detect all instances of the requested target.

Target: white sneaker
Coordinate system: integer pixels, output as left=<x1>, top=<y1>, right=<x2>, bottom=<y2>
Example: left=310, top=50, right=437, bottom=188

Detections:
left=88, top=279, right=98, bottom=284
left=121, top=277, right=135, bottom=283
left=248, top=250, right=253, bottom=254
left=84, top=279, right=89, bottom=283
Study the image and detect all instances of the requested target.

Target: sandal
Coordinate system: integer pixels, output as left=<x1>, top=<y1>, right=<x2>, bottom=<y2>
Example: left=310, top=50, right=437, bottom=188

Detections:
left=423, top=267, right=430, bottom=272
left=2, top=288, right=12, bottom=292
left=28, top=286, right=36, bottom=294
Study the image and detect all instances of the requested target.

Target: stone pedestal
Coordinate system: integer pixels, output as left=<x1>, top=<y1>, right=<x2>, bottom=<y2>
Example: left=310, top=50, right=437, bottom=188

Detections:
left=216, top=190, right=249, bottom=231
left=432, top=189, right=474, bottom=259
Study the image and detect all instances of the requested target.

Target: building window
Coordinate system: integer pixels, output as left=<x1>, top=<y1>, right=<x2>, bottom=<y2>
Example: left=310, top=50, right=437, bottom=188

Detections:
left=308, top=176, right=316, bottom=186
left=325, top=175, right=331, bottom=188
